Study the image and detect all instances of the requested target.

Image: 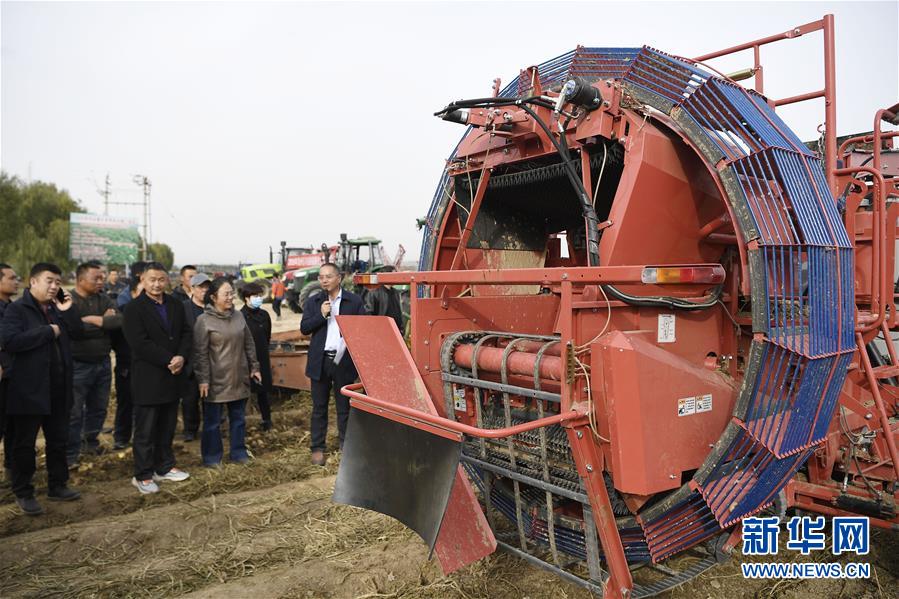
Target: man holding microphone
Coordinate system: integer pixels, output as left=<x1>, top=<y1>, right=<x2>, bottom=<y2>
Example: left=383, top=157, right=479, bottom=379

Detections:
left=299, top=263, right=364, bottom=466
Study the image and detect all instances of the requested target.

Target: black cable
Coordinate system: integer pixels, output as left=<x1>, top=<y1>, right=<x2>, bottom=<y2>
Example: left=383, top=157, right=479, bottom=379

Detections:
left=436, top=96, right=553, bottom=116
left=519, top=98, right=721, bottom=311
left=603, top=283, right=724, bottom=311
left=516, top=102, right=601, bottom=267
left=437, top=93, right=723, bottom=311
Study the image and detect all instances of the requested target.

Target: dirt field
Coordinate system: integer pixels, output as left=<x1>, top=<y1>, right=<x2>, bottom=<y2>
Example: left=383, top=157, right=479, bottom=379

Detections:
left=1, top=305, right=897, bottom=598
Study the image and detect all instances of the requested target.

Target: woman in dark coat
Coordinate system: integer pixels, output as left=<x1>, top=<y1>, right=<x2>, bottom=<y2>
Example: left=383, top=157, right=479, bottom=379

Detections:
left=239, top=282, right=273, bottom=431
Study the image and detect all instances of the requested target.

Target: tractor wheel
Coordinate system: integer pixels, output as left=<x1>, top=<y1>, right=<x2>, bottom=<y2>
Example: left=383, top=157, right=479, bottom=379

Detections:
left=298, top=281, right=324, bottom=308
left=285, top=289, right=302, bottom=313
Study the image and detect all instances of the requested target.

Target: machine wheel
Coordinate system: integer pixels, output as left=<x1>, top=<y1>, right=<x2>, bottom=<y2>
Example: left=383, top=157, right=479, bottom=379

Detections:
left=299, top=281, right=323, bottom=307
left=285, top=289, right=302, bottom=313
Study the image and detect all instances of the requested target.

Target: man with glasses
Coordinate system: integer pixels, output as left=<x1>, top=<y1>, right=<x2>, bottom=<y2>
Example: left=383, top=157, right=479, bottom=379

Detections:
left=299, top=263, right=365, bottom=465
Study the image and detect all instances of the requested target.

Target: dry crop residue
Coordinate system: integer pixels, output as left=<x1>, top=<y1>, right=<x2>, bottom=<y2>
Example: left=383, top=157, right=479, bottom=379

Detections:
left=1, top=386, right=896, bottom=598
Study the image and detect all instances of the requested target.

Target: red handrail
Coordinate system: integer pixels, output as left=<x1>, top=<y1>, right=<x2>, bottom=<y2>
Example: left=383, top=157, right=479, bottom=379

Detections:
left=837, top=165, right=888, bottom=332
left=341, top=383, right=587, bottom=439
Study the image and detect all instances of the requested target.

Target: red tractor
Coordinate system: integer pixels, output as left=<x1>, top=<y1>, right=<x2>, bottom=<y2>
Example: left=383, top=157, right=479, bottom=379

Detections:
left=332, top=15, right=898, bottom=598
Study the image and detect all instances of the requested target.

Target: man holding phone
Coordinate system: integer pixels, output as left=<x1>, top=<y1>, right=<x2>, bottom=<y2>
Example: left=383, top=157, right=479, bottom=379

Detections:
left=0, top=263, right=83, bottom=515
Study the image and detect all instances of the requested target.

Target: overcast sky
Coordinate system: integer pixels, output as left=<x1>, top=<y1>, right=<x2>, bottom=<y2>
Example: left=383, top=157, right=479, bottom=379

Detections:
left=2, top=1, right=897, bottom=267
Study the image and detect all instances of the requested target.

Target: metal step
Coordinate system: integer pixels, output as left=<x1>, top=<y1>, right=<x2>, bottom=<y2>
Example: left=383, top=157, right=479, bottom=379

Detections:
left=872, top=364, right=899, bottom=379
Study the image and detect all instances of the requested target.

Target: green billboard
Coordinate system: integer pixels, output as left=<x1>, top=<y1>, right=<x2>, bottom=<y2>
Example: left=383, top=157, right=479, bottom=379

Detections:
left=69, top=213, right=141, bottom=265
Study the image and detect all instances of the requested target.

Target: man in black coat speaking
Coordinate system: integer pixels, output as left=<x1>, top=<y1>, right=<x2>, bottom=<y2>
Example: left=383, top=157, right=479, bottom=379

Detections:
left=300, top=263, right=364, bottom=466
left=123, top=262, right=192, bottom=494
left=0, top=263, right=83, bottom=515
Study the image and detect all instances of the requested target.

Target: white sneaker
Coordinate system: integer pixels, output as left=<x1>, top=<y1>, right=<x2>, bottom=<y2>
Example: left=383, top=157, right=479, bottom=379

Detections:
left=152, top=468, right=190, bottom=483
left=132, top=477, right=159, bottom=494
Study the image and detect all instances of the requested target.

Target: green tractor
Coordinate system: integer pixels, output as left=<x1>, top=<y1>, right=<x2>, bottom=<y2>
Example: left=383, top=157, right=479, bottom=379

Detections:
left=238, top=263, right=283, bottom=300
left=285, top=234, right=407, bottom=313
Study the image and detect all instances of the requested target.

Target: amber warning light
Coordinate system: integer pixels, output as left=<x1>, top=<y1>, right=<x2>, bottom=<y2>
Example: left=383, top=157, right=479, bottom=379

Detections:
left=641, top=265, right=726, bottom=285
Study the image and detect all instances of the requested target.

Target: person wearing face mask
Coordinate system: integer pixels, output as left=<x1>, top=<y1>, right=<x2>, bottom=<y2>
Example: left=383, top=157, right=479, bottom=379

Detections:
left=239, top=282, right=273, bottom=431
left=193, top=277, right=261, bottom=467
left=0, top=263, right=83, bottom=515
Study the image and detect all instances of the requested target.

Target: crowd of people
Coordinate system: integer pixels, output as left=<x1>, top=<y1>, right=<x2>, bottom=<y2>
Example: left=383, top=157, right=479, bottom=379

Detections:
left=0, top=259, right=405, bottom=516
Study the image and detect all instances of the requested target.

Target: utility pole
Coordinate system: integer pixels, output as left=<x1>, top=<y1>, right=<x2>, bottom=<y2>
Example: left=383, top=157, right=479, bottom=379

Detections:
left=97, top=173, right=154, bottom=262
left=102, top=173, right=111, bottom=215
left=132, top=175, right=152, bottom=260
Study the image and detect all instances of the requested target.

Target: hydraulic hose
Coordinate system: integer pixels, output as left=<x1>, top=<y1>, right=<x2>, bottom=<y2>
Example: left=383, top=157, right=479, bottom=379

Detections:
left=519, top=99, right=720, bottom=311
left=516, top=101, right=601, bottom=268
left=437, top=93, right=721, bottom=311
left=603, top=283, right=724, bottom=311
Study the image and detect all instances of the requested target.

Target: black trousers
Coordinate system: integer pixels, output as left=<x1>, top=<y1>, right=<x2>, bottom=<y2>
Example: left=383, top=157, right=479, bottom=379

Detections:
left=113, top=361, right=133, bottom=445
left=272, top=298, right=282, bottom=317
left=1, top=378, right=12, bottom=469
left=252, top=382, right=271, bottom=424
left=310, top=356, right=354, bottom=452
left=132, top=400, right=179, bottom=480
left=9, top=379, right=69, bottom=498
left=181, top=375, right=200, bottom=434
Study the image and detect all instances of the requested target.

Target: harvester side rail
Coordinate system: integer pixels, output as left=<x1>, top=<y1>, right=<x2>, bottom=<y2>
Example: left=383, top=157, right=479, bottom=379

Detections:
left=838, top=131, right=899, bottom=160
left=342, top=383, right=586, bottom=438
left=837, top=165, right=890, bottom=332
left=692, top=15, right=837, bottom=192
left=358, top=264, right=722, bottom=286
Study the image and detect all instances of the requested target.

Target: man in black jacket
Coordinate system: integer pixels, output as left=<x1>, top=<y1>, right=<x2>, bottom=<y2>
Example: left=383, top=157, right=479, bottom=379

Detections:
left=362, top=266, right=405, bottom=333
left=300, top=263, right=365, bottom=465
left=0, top=263, right=83, bottom=515
left=111, top=261, right=146, bottom=449
left=0, top=263, right=20, bottom=483
left=179, top=272, right=210, bottom=441
left=123, top=262, right=192, bottom=494
left=171, top=264, right=197, bottom=303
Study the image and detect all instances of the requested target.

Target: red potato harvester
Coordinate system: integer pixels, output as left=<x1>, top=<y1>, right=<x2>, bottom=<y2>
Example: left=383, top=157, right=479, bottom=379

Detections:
left=332, top=14, right=899, bottom=598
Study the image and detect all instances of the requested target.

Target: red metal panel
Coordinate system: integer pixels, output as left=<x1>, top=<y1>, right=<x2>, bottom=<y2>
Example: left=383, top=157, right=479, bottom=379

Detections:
left=336, top=315, right=497, bottom=574
left=595, top=331, right=736, bottom=495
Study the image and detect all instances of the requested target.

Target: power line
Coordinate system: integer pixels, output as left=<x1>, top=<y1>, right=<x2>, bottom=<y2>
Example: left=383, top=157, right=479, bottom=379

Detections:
left=100, top=173, right=152, bottom=260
